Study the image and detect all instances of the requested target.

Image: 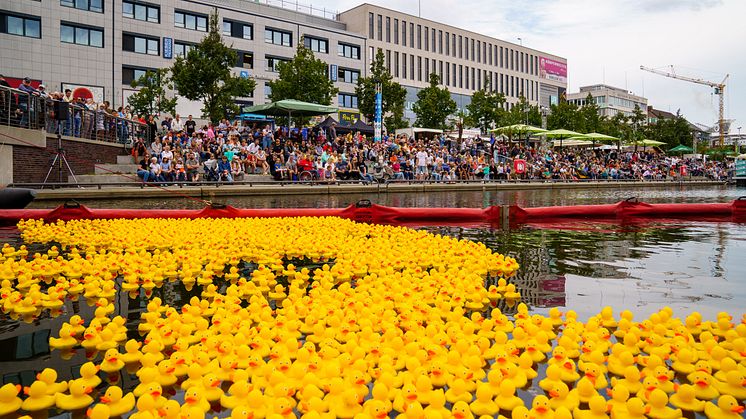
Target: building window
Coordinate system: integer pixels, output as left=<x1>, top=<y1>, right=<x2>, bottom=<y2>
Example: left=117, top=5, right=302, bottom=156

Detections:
left=122, top=66, right=154, bottom=85
left=401, top=20, right=406, bottom=47
left=175, top=11, right=207, bottom=32
left=60, top=0, right=103, bottom=13
left=338, top=93, right=358, bottom=108
left=417, top=56, right=422, bottom=81
left=477, top=40, right=481, bottom=63
left=445, top=62, right=449, bottom=86
left=438, top=30, right=443, bottom=54
left=402, top=53, right=407, bottom=79
left=174, top=41, right=195, bottom=57
left=425, top=59, right=429, bottom=79
left=452, top=63, right=456, bottom=87
left=264, top=84, right=272, bottom=99
left=385, top=16, right=390, bottom=43
left=123, top=33, right=158, bottom=55
left=458, top=36, right=462, bottom=59
left=338, top=68, right=359, bottom=84
left=1, top=12, right=41, bottom=38
left=304, top=36, right=328, bottom=53
left=393, top=18, right=398, bottom=44
left=61, top=23, right=103, bottom=47
left=409, top=23, right=414, bottom=48
left=445, top=32, right=449, bottom=55
left=338, top=42, right=360, bottom=59
left=464, top=37, right=468, bottom=60
left=122, top=1, right=159, bottom=23
left=368, top=12, right=373, bottom=39
left=223, top=20, right=252, bottom=40
left=432, top=28, right=436, bottom=54
left=236, top=51, right=253, bottom=69
left=410, top=55, right=414, bottom=80
left=417, top=25, right=421, bottom=49
left=424, top=26, right=428, bottom=51
left=458, top=65, right=462, bottom=88
left=265, top=28, right=291, bottom=46
left=376, top=14, right=382, bottom=41
left=394, top=51, right=399, bottom=78
left=266, top=56, right=289, bottom=72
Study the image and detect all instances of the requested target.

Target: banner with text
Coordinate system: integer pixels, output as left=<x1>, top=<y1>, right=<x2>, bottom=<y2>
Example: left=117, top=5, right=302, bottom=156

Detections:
left=539, top=57, right=567, bottom=84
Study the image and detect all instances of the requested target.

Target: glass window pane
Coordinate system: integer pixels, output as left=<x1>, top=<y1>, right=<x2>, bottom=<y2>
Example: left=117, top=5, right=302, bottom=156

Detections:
left=61, top=0, right=75, bottom=6
left=90, top=29, right=102, bottom=47
left=147, top=39, right=158, bottom=55
left=174, top=12, right=184, bottom=27
left=60, top=25, right=74, bottom=43
left=75, top=0, right=88, bottom=10
left=134, top=5, right=146, bottom=21
left=122, top=2, right=133, bottom=18
left=75, top=28, right=89, bottom=45
left=134, top=37, right=145, bottom=53
left=174, top=44, right=183, bottom=56
left=185, top=14, right=195, bottom=30
left=222, top=21, right=231, bottom=35
left=243, top=25, right=251, bottom=39
left=90, top=0, right=103, bottom=12
left=7, top=16, right=23, bottom=35
left=25, top=19, right=40, bottom=38
left=273, top=32, right=280, bottom=45
left=197, top=17, right=206, bottom=31
left=147, top=7, right=158, bottom=23
left=264, top=30, right=271, bottom=43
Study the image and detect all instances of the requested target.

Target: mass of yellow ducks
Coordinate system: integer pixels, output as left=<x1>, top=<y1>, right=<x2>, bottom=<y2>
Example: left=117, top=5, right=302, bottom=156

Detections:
left=0, top=217, right=744, bottom=419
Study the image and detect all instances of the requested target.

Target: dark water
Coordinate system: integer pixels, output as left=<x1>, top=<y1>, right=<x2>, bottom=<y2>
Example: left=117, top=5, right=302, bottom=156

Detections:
left=2, top=185, right=744, bottom=416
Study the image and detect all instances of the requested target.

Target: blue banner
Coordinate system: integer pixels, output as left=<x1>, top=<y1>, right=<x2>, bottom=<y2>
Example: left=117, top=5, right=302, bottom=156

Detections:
left=374, top=91, right=382, bottom=142
left=330, top=64, right=338, bottom=82
left=163, top=37, right=173, bottom=59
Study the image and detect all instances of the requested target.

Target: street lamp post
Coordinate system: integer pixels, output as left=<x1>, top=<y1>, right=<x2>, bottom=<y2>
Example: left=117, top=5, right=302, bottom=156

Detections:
left=738, top=127, right=743, bottom=154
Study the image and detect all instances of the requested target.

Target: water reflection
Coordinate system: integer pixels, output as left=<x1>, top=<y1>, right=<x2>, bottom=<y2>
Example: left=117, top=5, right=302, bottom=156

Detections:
left=422, top=221, right=746, bottom=320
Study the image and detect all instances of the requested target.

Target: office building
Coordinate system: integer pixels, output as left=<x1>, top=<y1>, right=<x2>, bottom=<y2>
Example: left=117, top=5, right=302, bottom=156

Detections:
left=567, top=84, right=648, bottom=119
left=1, top=1, right=567, bottom=124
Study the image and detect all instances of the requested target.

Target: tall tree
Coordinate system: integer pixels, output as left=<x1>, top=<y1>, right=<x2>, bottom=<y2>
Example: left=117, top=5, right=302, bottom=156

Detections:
left=579, top=93, right=602, bottom=133
left=170, top=9, right=255, bottom=123
left=546, top=100, right=582, bottom=130
left=356, top=48, right=408, bottom=131
left=504, top=95, right=541, bottom=126
left=412, top=73, right=457, bottom=130
left=465, top=79, right=505, bottom=133
left=127, top=68, right=177, bottom=118
left=268, top=37, right=338, bottom=105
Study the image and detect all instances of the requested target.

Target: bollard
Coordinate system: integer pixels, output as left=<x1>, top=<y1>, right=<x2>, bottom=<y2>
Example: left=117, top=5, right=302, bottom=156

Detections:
left=500, top=205, right=510, bottom=230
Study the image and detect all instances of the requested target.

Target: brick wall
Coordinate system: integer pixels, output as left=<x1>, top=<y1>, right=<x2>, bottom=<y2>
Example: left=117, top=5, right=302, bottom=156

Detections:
left=13, top=136, right=124, bottom=183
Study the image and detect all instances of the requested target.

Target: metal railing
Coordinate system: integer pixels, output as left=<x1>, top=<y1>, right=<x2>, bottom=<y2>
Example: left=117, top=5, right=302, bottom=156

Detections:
left=259, top=0, right=338, bottom=20
left=0, top=84, right=149, bottom=145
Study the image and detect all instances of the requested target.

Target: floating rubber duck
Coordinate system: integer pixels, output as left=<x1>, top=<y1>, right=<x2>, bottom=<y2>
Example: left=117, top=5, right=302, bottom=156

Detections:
left=469, top=383, right=498, bottom=416
left=87, top=403, right=111, bottom=419
left=688, top=370, right=720, bottom=400
left=99, top=348, right=124, bottom=374
left=0, top=383, right=23, bottom=415
left=704, top=395, right=745, bottom=419
left=669, top=384, right=705, bottom=412
left=573, top=394, right=610, bottom=419
left=445, top=378, right=472, bottom=404
left=529, top=395, right=555, bottom=419
left=714, top=370, right=746, bottom=400
left=548, top=381, right=579, bottom=412
left=610, top=365, right=642, bottom=395
left=49, top=325, right=78, bottom=350
left=78, top=362, right=102, bottom=389
left=645, top=389, right=682, bottom=419
left=21, top=381, right=56, bottom=412
left=495, top=380, right=523, bottom=411
left=55, top=380, right=93, bottom=411
left=36, top=367, right=68, bottom=394
left=99, top=385, right=135, bottom=416
left=450, top=401, right=475, bottom=419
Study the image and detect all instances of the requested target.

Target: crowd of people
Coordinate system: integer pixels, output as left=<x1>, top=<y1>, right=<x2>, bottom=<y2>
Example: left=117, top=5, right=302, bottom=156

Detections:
left=133, top=116, right=733, bottom=185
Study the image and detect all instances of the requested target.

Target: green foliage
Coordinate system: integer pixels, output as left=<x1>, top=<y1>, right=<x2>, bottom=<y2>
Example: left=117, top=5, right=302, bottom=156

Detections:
left=412, top=73, right=457, bottom=130
left=170, top=9, right=255, bottom=123
left=579, top=93, right=601, bottom=133
left=504, top=95, right=542, bottom=127
left=127, top=68, right=177, bottom=117
left=356, top=49, right=408, bottom=131
left=268, top=37, right=338, bottom=126
left=464, top=79, right=505, bottom=132
left=547, top=100, right=582, bottom=131
left=644, top=110, right=694, bottom=147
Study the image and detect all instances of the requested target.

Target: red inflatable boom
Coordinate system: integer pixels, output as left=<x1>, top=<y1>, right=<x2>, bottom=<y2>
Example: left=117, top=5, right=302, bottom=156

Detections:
left=0, top=198, right=744, bottom=226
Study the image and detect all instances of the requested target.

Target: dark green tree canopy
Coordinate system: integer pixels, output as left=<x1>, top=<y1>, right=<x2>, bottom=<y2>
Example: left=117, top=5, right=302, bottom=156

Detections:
left=170, top=9, right=255, bottom=123
left=412, top=73, right=457, bottom=130
left=356, top=48, right=408, bottom=131
left=127, top=68, right=177, bottom=118
left=268, top=38, right=338, bottom=105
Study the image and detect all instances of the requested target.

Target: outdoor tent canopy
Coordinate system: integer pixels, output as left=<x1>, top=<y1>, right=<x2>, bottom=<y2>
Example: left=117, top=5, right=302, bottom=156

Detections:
left=243, top=99, right=338, bottom=118
left=669, top=144, right=694, bottom=153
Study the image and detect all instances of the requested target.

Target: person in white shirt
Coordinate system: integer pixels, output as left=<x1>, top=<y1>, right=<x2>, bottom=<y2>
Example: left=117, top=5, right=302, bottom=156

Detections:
left=415, top=147, right=428, bottom=180
left=171, top=114, right=184, bottom=132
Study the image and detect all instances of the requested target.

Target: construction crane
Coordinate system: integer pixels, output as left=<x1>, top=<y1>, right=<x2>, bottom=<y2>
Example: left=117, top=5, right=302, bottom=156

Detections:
left=640, top=65, right=729, bottom=146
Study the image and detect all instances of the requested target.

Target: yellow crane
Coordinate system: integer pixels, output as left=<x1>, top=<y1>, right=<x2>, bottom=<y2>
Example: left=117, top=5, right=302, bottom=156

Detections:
left=640, top=65, right=729, bottom=146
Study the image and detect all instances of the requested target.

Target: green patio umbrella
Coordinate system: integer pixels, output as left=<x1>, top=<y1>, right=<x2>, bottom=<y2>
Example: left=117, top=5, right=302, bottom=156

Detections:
left=543, top=129, right=585, bottom=148
left=668, top=144, right=694, bottom=154
left=582, top=132, right=619, bottom=142
left=629, top=138, right=666, bottom=152
left=489, top=124, right=547, bottom=143
left=551, top=139, right=593, bottom=147
left=243, top=99, right=338, bottom=127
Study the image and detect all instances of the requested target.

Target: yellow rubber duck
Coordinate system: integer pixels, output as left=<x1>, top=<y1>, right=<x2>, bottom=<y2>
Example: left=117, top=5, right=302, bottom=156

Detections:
left=182, top=386, right=211, bottom=413
left=529, top=395, right=555, bottom=419
left=669, top=384, right=705, bottom=412
left=704, top=395, right=745, bottom=419
left=610, top=365, right=642, bottom=395
left=688, top=370, right=720, bottom=400
left=714, top=370, right=746, bottom=400
left=547, top=381, right=579, bottom=412
left=670, top=348, right=698, bottom=375
left=99, top=385, right=135, bottom=416
left=86, top=403, right=111, bottom=419
left=469, top=383, right=498, bottom=416
left=495, top=380, right=523, bottom=411
left=450, top=401, right=475, bottom=419
left=21, top=381, right=56, bottom=412
left=78, top=361, right=102, bottom=389
left=645, top=389, right=682, bottom=419
left=36, top=367, right=68, bottom=394
left=100, top=348, right=125, bottom=374
left=539, top=364, right=564, bottom=392
left=0, top=383, right=23, bottom=415
left=444, top=378, right=472, bottom=404
left=573, top=394, right=610, bottom=419
left=580, top=362, right=608, bottom=390
left=49, top=324, right=78, bottom=350
left=55, top=380, right=93, bottom=411
left=612, top=397, right=648, bottom=419
left=220, top=380, right=252, bottom=409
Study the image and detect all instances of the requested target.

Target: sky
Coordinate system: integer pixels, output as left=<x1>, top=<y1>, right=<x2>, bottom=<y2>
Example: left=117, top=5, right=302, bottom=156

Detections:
left=308, top=0, right=746, bottom=132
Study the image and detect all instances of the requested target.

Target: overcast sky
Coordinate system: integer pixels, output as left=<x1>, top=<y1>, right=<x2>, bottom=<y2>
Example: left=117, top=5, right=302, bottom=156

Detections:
left=310, top=0, right=745, bottom=131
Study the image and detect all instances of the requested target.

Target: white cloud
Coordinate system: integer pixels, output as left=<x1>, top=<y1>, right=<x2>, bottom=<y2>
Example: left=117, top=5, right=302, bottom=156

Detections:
left=315, top=0, right=745, bottom=128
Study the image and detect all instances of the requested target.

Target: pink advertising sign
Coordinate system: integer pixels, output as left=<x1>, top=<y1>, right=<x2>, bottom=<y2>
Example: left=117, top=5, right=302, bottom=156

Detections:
left=539, top=57, right=567, bottom=84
